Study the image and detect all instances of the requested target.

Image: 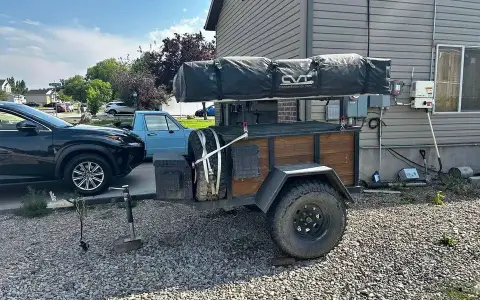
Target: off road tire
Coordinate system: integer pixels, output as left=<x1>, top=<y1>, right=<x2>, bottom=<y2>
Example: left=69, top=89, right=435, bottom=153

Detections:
left=267, top=180, right=347, bottom=259
left=64, top=154, right=112, bottom=196
left=188, top=129, right=227, bottom=201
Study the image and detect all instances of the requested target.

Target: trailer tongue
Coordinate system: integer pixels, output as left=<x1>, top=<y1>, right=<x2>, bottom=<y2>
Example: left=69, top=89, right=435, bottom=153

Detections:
left=153, top=53, right=391, bottom=260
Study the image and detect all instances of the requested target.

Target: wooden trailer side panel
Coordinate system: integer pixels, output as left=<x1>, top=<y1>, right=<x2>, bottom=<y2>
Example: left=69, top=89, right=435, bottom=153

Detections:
left=231, top=138, right=270, bottom=197
left=274, top=136, right=314, bottom=166
left=231, top=132, right=355, bottom=197
left=232, top=135, right=315, bottom=197
left=320, top=132, right=355, bottom=185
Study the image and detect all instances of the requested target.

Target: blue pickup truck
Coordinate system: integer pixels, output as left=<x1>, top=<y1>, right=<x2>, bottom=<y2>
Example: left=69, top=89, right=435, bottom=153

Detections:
left=119, top=111, right=193, bottom=159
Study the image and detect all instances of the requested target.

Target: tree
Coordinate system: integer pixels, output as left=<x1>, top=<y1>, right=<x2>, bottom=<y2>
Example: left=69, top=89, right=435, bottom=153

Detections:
left=0, top=90, right=8, bottom=101
left=63, top=75, right=87, bottom=103
left=111, top=68, right=167, bottom=110
left=85, top=79, right=112, bottom=115
left=6, top=77, right=28, bottom=95
left=57, top=90, right=73, bottom=102
left=86, top=58, right=127, bottom=99
left=137, top=32, right=216, bottom=93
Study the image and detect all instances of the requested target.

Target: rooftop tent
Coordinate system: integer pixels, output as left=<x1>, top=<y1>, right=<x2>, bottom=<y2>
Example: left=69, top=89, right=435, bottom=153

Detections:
left=173, top=53, right=391, bottom=103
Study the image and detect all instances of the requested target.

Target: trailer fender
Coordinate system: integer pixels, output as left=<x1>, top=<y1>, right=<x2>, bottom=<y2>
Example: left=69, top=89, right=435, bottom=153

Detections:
left=255, top=163, right=354, bottom=213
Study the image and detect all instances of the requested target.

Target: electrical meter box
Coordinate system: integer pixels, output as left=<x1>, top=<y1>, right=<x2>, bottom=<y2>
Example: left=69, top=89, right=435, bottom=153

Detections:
left=410, top=81, right=434, bottom=109
left=344, top=96, right=368, bottom=117
left=368, top=95, right=391, bottom=108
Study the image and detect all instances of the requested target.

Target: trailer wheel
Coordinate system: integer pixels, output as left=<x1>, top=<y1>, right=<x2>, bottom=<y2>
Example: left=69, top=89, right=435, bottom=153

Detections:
left=188, top=129, right=227, bottom=201
left=267, top=180, right=347, bottom=259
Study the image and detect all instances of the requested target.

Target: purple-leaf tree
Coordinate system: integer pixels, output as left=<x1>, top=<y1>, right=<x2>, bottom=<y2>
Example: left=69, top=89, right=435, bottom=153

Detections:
left=138, top=32, right=216, bottom=93
left=111, top=67, right=168, bottom=110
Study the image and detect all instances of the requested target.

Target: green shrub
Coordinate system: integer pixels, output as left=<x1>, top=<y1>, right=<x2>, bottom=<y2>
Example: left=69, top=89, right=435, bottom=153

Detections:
left=439, top=232, right=457, bottom=247
left=441, top=174, right=475, bottom=196
left=19, top=187, right=50, bottom=218
left=432, top=191, right=446, bottom=206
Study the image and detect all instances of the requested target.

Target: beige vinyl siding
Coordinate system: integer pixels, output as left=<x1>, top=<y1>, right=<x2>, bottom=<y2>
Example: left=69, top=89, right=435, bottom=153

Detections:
left=311, top=0, right=480, bottom=147
left=310, top=0, right=368, bottom=122
left=216, top=0, right=301, bottom=59
left=364, top=0, right=480, bottom=148
left=360, top=0, right=434, bottom=148
left=214, top=0, right=302, bottom=125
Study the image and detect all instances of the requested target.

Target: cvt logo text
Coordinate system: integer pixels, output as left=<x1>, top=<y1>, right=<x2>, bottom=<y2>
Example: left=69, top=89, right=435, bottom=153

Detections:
left=280, top=75, right=314, bottom=87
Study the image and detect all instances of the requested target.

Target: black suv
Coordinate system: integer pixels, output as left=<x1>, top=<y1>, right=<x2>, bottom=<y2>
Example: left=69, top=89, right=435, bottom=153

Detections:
left=0, top=101, right=145, bottom=196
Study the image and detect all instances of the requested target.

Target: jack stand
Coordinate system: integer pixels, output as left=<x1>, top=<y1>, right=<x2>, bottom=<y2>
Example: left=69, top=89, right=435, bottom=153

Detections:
left=110, top=185, right=143, bottom=254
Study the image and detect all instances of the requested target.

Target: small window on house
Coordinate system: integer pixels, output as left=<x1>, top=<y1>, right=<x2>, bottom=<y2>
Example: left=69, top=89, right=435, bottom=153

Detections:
left=435, top=45, right=480, bottom=112
left=461, top=48, right=480, bottom=111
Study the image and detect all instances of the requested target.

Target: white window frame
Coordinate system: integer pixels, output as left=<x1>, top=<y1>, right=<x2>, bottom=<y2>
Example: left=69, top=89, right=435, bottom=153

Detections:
left=433, top=44, right=480, bottom=114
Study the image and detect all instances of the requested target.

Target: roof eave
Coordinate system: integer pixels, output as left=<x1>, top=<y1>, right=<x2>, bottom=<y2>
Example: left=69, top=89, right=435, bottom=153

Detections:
left=204, top=0, right=224, bottom=31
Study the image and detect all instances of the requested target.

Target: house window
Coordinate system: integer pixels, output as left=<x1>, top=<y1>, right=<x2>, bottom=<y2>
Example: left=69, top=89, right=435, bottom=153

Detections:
left=434, top=45, right=480, bottom=113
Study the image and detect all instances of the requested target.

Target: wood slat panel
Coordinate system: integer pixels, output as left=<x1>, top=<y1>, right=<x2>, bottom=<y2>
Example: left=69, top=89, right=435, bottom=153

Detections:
left=274, top=135, right=314, bottom=165
left=232, top=138, right=270, bottom=197
left=320, top=132, right=355, bottom=185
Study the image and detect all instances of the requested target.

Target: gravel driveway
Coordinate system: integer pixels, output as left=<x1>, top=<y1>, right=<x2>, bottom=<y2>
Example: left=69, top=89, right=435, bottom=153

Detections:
left=0, top=186, right=479, bottom=300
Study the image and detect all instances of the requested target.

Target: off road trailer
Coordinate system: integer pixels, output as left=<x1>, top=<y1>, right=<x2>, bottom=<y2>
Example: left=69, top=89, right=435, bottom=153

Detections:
left=153, top=53, right=391, bottom=259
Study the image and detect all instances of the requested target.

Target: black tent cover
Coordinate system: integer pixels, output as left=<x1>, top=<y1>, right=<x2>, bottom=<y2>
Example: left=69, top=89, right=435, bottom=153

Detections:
left=173, top=53, right=391, bottom=103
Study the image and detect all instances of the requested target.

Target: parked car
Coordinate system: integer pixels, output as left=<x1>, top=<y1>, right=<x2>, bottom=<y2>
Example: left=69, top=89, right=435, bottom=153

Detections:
left=117, top=111, right=193, bottom=158
left=56, top=103, right=67, bottom=113
left=43, top=102, right=58, bottom=108
left=0, top=101, right=145, bottom=195
left=194, top=105, right=215, bottom=117
left=25, top=102, right=40, bottom=107
left=64, top=102, right=75, bottom=112
left=104, top=101, right=135, bottom=115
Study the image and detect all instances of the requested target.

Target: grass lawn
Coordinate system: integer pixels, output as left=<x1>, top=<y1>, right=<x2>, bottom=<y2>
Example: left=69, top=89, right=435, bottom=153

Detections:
left=88, top=117, right=214, bottom=129
left=177, top=118, right=215, bottom=129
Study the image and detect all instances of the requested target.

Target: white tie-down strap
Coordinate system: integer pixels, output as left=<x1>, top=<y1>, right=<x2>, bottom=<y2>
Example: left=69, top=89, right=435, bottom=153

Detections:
left=194, top=130, right=212, bottom=184
left=194, top=132, right=248, bottom=166
left=192, top=130, right=249, bottom=195
left=209, top=128, right=222, bottom=195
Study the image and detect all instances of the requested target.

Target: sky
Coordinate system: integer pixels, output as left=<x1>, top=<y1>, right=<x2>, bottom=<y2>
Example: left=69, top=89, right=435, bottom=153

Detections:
left=0, top=0, right=215, bottom=89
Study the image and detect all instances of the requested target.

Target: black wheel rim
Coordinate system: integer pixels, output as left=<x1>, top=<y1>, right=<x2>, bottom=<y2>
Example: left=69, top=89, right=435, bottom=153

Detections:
left=293, top=203, right=328, bottom=239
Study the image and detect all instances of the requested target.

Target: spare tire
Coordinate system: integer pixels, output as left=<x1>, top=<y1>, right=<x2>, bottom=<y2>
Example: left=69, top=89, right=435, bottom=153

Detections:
left=188, top=128, right=228, bottom=201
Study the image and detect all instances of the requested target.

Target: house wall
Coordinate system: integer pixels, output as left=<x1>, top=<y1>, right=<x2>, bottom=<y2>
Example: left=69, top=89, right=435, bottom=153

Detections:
left=213, top=0, right=303, bottom=124
left=311, top=0, right=480, bottom=181
left=26, top=95, right=47, bottom=105
left=3, top=83, right=12, bottom=94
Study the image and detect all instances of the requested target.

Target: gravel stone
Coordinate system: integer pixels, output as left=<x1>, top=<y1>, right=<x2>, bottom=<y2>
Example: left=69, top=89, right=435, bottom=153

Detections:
left=0, top=186, right=479, bottom=300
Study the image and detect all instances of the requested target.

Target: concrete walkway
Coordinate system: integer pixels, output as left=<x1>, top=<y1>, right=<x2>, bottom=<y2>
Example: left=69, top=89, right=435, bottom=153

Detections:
left=0, top=163, right=155, bottom=213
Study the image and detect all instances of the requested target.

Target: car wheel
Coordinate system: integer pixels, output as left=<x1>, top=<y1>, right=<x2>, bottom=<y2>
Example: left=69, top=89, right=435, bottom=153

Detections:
left=108, top=109, right=117, bottom=116
left=267, top=180, right=347, bottom=259
left=64, top=154, right=112, bottom=196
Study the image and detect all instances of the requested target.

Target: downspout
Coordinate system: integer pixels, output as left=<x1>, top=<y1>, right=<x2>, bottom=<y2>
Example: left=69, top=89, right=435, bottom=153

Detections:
left=429, top=0, right=437, bottom=80
left=305, top=0, right=313, bottom=121
left=367, top=0, right=370, bottom=57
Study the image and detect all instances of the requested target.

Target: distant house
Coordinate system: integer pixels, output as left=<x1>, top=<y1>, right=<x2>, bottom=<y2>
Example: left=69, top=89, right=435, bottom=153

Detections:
left=7, top=94, right=26, bottom=104
left=0, top=80, right=12, bottom=94
left=25, top=89, right=54, bottom=105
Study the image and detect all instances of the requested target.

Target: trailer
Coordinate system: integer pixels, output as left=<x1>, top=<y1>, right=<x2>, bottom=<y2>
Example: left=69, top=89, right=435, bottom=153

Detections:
left=153, top=53, right=391, bottom=259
